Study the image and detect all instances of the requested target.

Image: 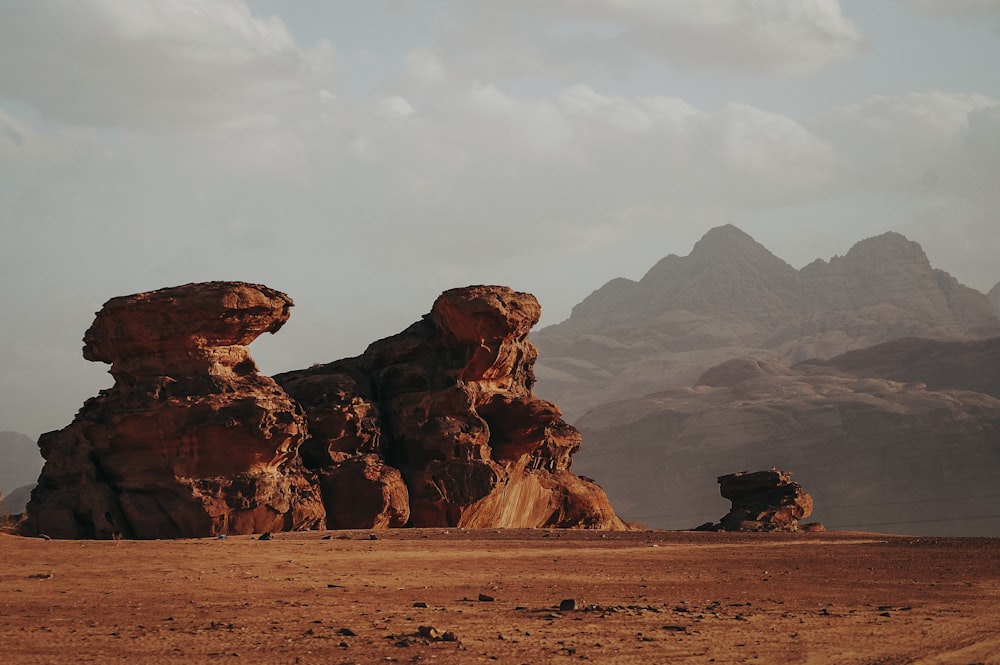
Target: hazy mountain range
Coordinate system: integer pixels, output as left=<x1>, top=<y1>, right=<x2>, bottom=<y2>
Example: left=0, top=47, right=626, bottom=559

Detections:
left=0, top=431, right=42, bottom=514
left=572, top=338, right=1000, bottom=536
left=532, top=226, right=1000, bottom=536
left=533, top=225, right=1000, bottom=421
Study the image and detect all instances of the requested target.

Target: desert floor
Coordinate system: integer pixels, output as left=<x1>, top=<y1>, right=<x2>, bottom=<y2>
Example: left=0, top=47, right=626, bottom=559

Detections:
left=1, top=528, right=998, bottom=664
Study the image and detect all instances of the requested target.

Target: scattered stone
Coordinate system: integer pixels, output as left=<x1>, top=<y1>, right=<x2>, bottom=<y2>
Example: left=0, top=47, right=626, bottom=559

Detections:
left=478, top=594, right=495, bottom=602
left=418, top=626, right=441, bottom=640
left=559, top=599, right=577, bottom=611
left=661, top=625, right=687, bottom=632
left=338, top=627, right=357, bottom=636
left=258, top=532, right=272, bottom=541
left=412, top=602, right=428, bottom=608
left=27, top=573, right=53, bottom=580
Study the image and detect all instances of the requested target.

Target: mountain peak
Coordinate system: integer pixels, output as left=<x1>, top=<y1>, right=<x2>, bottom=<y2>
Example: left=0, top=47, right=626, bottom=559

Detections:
left=844, top=231, right=929, bottom=265
left=689, top=224, right=767, bottom=258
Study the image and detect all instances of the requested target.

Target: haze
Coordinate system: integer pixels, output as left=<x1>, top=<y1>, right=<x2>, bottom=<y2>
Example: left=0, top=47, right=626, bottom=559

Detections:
left=2, top=0, right=999, bottom=441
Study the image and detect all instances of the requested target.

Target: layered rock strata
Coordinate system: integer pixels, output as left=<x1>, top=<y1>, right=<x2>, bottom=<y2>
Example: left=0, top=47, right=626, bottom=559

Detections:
left=696, top=470, right=817, bottom=532
left=276, top=285, right=626, bottom=530
left=23, top=282, right=325, bottom=539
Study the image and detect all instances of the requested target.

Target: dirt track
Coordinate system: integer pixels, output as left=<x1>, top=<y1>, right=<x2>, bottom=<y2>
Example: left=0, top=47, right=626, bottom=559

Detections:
left=2, top=529, right=998, bottom=664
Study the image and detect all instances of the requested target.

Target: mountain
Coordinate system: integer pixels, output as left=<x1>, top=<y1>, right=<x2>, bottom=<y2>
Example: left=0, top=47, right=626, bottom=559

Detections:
left=572, top=337, right=1000, bottom=536
left=0, top=431, right=42, bottom=496
left=0, top=483, right=34, bottom=516
left=533, top=226, right=1000, bottom=420
left=990, top=282, right=1000, bottom=316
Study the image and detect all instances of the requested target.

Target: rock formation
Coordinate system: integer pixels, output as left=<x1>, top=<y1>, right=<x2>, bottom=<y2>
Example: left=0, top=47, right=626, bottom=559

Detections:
left=573, top=338, right=1000, bottom=536
left=533, top=226, right=1000, bottom=420
left=23, top=282, right=325, bottom=539
left=696, top=470, right=817, bottom=532
left=276, top=285, right=626, bottom=530
left=23, top=282, right=624, bottom=538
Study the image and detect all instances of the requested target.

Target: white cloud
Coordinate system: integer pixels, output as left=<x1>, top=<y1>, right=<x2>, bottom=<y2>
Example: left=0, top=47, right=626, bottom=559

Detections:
left=404, top=50, right=447, bottom=87
left=0, top=0, right=333, bottom=130
left=814, top=92, right=1000, bottom=191
left=901, top=0, right=1000, bottom=17
left=436, top=0, right=864, bottom=78
left=377, top=96, right=416, bottom=118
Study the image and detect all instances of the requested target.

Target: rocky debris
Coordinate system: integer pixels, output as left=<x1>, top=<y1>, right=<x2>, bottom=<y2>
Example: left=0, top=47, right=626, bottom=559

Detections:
left=696, top=470, right=815, bottom=532
left=276, top=285, right=626, bottom=530
left=23, top=282, right=325, bottom=539
left=534, top=226, right=1000, bottom=420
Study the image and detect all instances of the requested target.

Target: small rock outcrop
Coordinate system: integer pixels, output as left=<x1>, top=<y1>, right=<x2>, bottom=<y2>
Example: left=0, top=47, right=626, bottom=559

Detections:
left=697, top=470, right=816, bottom=532
left=23, top=282, right=325, bottom=539
left=276, top=285, right=626, bottom=530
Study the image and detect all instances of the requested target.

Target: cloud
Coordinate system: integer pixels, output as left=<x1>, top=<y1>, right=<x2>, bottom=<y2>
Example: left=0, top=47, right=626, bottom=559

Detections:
left=900, top=0, right=1000, bottom=17
left=0, top=0, right=333, bottom=130
left=435, top=0, right=864, bottom=79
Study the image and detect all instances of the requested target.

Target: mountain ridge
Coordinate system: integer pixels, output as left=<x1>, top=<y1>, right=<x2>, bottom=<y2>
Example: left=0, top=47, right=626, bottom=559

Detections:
left=534, top=226, right=1000, bottom=420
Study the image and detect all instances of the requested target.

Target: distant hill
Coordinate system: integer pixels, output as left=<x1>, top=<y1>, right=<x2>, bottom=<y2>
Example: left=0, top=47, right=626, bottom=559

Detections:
left=0, top=483, right=34, bottom=516
left=0, top=431, right=42, bottom=496
left=572, top=337, right=1000, bottom=536
left=990, top=282, right=1000, bottom=316
left=533, top=226, right=1000, bottom=420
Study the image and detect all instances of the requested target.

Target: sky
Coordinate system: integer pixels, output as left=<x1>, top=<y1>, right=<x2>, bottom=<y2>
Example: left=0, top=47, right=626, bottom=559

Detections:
left=1, top=0, right=999, bottom=442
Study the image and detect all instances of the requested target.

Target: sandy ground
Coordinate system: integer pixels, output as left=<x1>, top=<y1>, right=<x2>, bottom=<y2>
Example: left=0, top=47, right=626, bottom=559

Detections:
left=1, top=528, right=998, bottom=664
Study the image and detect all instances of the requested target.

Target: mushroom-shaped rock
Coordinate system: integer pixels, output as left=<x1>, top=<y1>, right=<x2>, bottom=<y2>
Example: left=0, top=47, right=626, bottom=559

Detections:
left=697, top=469, right=815, bottom=532
left=24, top=282, right=324, bottom=539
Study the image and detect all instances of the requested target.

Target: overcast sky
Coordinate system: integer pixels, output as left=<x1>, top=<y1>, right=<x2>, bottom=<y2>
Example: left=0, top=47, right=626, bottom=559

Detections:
left=2, top=0, right=999, bottom=441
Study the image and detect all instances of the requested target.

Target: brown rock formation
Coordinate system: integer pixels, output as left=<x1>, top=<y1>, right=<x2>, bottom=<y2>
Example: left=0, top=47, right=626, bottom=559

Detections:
left=23, top=282, right=325, bottom=539
left=696, top=470, right=816, bottom=532
left=276, top=285, right=626, bottom=530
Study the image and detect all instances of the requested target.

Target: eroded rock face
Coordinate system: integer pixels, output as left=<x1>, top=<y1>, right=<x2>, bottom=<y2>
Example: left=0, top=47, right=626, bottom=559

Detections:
left=23, top=282, right=325, bottom=539
left=276, top=285, right=625, bottom=530
left=697, top=470, right=816, bottom=532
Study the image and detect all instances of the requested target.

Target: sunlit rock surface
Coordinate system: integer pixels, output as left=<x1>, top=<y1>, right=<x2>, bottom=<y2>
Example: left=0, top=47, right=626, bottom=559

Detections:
left=277, top=285, right=626, bottom=530
left=24, top=282, right=325, bottom=539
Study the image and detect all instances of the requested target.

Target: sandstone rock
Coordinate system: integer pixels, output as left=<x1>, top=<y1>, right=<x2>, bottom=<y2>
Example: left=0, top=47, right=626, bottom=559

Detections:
left=277, top=285, right=625, bottom=530
left=23, top=282, right=325, bottom=539
left=699, top=470, right=815, bottom=532
left=533, top=227, right=1000, bottom=420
